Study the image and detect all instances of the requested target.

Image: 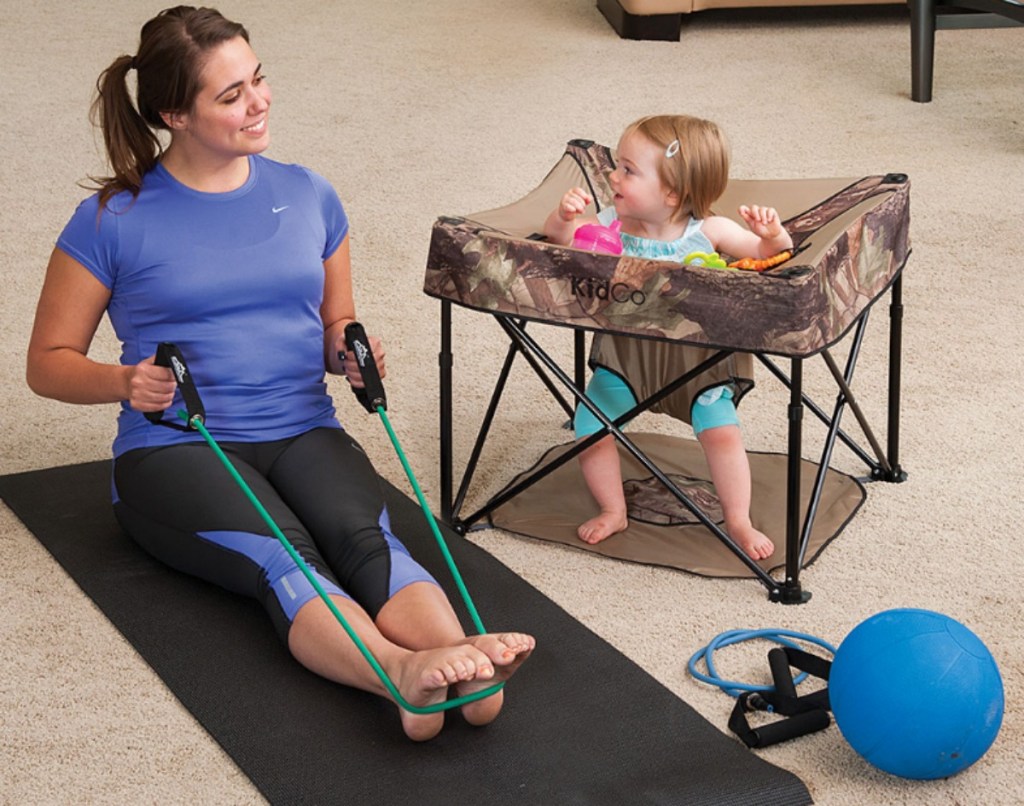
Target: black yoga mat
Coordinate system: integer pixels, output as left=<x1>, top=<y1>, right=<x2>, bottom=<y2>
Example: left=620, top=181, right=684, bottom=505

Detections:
left=0, top=461, right=812, bottom=806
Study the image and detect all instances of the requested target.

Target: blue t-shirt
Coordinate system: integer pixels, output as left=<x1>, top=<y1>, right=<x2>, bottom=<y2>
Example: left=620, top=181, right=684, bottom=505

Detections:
left=57, top=155, right=349, bottom=456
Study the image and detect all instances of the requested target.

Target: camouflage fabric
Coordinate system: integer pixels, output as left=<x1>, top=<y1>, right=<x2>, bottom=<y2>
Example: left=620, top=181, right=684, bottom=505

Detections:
left=624, top=474, right=724, bottom=526
left=423, top=140, right=911, bottom=358
left=588, top=336, right=753, bottom=424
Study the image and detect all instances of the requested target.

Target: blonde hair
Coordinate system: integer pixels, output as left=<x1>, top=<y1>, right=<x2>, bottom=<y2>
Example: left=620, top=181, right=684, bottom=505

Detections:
left=621, top=114, right=730, bottom=220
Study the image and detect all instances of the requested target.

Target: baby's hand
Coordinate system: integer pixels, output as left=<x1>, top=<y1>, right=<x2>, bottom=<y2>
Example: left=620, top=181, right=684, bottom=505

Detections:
left=738, top=204, right=784, bottom=240
left=559, top=187, right=593, bottom=222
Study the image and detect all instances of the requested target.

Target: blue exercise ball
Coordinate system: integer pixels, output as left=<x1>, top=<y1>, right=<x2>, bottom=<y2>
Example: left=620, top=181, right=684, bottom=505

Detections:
left=829, top=608, right=1003, bottom=780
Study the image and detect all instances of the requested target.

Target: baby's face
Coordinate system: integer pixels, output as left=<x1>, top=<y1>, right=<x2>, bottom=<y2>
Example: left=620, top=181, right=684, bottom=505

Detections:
left=610, top=132, right=676, bottom=225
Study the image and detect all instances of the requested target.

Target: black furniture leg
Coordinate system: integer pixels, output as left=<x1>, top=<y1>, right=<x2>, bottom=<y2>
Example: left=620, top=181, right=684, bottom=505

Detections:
left=774, top=358, right=811, bottom=604
left=597, top=0, right=682, bottom=40
left=911, top=0, right=937, bottom=102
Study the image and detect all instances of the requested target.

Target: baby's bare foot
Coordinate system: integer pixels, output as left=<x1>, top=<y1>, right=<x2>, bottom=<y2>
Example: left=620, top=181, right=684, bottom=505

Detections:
left=577, top=511, right=628, bottom=544
left=729, top=523, right=775, bottom=561
left=395, top=644, right=494, bottom=741
left=457, top=632, right=536, bottom=726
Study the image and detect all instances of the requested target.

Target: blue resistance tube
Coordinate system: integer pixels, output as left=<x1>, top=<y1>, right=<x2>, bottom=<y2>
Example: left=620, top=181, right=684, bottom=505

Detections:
left=688, top=629, right=836, bottom=698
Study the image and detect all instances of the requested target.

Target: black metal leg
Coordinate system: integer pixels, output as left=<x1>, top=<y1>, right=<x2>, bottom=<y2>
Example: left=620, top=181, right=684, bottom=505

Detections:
left=451, top=331, right=523, bottom=523
left=439, top=301, right=454, bottom=523
left=886, top=275, right=908, bottom=481
left=574, top=330, right=586, bottom=392
left=775, top=358, right=811, bottom=604
left=911, top=0, right=937, bottom=102
left=758, top=353, right=879, bottom=472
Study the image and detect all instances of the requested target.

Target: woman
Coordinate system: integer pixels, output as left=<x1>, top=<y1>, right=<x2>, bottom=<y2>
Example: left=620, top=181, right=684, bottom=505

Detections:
left=27, top=5, right=532, bottom=742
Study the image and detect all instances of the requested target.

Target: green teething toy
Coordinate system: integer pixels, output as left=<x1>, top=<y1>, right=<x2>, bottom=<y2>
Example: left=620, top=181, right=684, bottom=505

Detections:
left=683, top=251, right=728, bottom=269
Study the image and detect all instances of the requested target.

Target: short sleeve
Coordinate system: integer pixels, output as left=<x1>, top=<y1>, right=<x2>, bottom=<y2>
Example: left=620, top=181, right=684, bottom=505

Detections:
left=301, top=168, right=349, bottom=260
left=55, top=194, right=120, bottom=289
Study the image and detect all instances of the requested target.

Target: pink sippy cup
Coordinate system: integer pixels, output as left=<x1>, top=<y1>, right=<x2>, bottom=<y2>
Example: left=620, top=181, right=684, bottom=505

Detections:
left=572, top=219, right=624, bottom=256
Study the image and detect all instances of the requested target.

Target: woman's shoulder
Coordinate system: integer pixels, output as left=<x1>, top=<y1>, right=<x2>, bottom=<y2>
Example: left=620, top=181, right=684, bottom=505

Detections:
left=254, top=155, right=325, bottom=182
left=254, top=155, right=337, bottom=198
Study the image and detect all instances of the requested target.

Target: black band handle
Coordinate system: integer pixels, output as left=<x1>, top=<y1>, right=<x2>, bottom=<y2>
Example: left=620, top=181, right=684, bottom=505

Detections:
left=727, top=644, right=835, bottom=749
left=729, top=692, right=832, bottom=749
left=768, top=647, right=799, bottom=700
left=145, top=342, right=206, bottom=429
left=746, top=709, right=832, bottom=748
left=342, top=322, right=387, bottom=413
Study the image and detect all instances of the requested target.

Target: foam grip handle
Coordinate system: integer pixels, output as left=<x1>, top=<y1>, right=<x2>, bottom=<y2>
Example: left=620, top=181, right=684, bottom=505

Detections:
left=342, top=322, right=387, bottom=412
left=750, top=710, right=831, bottom=748
left=144, top=342, right=205, bottom=428
left=769, top=647, right=798, bottom=701
left=144, top=342, right=176, bottom=424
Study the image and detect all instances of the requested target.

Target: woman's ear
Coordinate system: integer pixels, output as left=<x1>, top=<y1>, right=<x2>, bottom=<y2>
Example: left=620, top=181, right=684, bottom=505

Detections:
left=160, top=110, right=187, bottom=130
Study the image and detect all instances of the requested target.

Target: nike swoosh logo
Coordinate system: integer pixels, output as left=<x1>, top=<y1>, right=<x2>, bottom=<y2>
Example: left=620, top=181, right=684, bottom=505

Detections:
left=272, top=205, right=289, bottom=213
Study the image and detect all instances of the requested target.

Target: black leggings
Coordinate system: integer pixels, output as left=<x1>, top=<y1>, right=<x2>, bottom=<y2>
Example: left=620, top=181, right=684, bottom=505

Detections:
left=113, top=427, right=437, bottom=642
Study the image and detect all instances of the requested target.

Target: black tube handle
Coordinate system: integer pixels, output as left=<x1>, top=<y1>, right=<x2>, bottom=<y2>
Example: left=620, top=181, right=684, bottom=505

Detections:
left=768, top=647, right=799, bottom=701
left=747, top=709, right=831, bottom=748
left=145, top=342, right=205, bottom=429
left=342, top=322, right=387, bottom=412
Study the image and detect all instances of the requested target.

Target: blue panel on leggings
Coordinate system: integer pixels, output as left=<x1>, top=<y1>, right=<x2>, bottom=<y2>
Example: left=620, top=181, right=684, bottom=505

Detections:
left=198, top=529, right=347, bottom=621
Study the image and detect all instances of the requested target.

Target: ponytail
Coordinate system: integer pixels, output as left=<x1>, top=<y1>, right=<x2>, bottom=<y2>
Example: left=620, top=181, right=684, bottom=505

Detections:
left=87, top=54, right=162, bottom=209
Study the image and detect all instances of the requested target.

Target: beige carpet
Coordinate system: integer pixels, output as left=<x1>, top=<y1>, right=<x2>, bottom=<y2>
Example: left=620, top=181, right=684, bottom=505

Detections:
left=1, top=1, right=1021, bottom=804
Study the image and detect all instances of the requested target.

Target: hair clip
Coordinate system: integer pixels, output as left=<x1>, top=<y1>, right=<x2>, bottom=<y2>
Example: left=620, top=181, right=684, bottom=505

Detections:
left=665, top=139, right=680, bottom=159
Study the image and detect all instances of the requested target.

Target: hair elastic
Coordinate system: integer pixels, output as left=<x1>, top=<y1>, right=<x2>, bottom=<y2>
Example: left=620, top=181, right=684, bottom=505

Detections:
left=665, top=139, right=680, bottom=159
left=129, top=55, right=138, bottom=70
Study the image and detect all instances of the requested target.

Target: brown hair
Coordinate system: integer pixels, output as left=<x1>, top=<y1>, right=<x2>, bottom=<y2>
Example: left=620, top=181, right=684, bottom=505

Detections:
left=87, top=6, right=249, bottom=208
left=622, top=115, right=730, bottom=220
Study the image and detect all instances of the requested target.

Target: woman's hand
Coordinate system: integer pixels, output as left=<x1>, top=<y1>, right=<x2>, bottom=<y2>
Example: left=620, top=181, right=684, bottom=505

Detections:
left=127, top=355, right=177, bottom=412
left=337, top=333, right=386, bottom=388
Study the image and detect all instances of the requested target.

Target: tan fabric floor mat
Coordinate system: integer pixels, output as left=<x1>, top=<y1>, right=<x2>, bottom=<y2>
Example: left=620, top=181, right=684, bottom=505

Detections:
left=489, top=432, right=866, bottom=577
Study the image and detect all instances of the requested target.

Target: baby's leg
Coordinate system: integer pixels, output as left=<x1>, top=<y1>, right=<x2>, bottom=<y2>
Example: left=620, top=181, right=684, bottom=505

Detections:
left=697, top=424, right=774, bottom=560
left=576, top=435, right=629, bottom=544
left=572, top=368, right=636, bottom=544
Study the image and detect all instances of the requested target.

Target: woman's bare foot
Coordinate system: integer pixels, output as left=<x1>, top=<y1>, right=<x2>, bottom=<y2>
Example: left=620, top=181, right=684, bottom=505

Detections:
left=394, top=644, right=496, bottom=741
left=728, top=521, right=775, bottom=561
left=577, top=510, right=628, bottom=544
left=456, top=632, right=536, bottom=726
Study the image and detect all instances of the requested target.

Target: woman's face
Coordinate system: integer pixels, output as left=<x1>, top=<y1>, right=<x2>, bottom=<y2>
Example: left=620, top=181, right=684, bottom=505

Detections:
left=609, top=131, right=677, bottom=225
left=173, top=36, right=272, bottom=159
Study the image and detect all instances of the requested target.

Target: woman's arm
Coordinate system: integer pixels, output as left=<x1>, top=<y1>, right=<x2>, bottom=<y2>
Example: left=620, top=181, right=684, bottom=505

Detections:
left=26, top=247, right=175, bottom=410
left=321, top=234, right=385, bottom=385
